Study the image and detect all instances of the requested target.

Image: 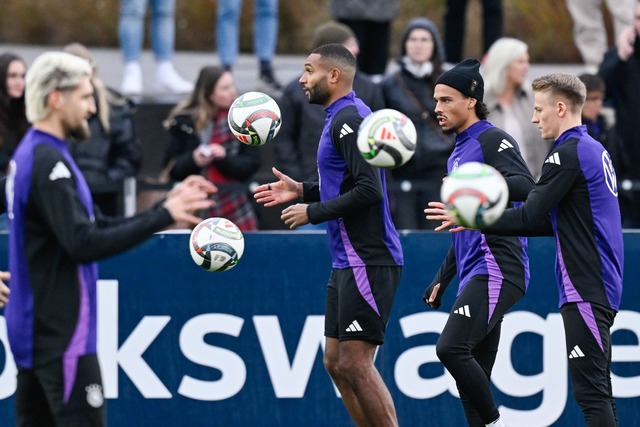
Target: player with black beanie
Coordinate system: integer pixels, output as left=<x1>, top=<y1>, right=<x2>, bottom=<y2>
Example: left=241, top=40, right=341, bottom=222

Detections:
left=424, top=58, right=535, bottom=427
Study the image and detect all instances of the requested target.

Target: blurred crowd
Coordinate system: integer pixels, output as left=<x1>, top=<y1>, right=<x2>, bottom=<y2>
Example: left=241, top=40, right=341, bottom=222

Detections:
left=1, top=0, right=639, bottom=230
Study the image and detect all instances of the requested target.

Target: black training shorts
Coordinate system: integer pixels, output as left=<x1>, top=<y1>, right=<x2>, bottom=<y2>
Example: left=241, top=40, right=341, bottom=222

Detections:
left=325, top=265, right=402, bottom=345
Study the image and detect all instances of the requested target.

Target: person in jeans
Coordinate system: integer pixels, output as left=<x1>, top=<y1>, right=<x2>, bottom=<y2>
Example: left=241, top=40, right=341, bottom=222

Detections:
left=118, top=0, right=193, bottom=94
left=216, top=0, right=282, bottom=90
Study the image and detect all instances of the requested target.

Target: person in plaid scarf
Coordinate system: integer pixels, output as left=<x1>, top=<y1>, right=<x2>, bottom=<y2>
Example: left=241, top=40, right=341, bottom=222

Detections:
left=163, top=66, right=262, bottom=231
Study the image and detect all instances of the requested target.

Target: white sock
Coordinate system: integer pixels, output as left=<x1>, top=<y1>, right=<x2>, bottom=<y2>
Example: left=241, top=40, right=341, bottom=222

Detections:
left=486, top=416, right=505, bottom=427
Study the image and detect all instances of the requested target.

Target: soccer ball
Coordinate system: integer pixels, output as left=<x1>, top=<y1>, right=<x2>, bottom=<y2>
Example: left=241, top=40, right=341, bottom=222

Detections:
left=440, top=162, right=509, bottom=228
left=227, top=91, right=282, bottom=146
left=356, top=108, right=417, bottom=168
left=189, top=217, right=245, bottom=272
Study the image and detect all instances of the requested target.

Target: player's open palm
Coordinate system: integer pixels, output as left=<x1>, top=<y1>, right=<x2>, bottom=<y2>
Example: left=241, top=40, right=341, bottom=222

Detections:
left=254, top=167, right=301, bottom=207
left=164, top=175, right=217, bottom=225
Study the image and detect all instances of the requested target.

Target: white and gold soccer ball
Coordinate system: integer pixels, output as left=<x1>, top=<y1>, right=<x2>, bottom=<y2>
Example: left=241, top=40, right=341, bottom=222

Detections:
left=227, top=91, right=282, bottom=146
left=356, top=108, right=417, bottom=169
left=189, top=217, right=245, bottom=272
left=440, top=162, right=509, bottom=228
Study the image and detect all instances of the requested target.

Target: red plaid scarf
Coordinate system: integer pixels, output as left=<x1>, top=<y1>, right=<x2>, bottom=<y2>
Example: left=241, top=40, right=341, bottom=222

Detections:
left=203, top=109, right=258, bottom=231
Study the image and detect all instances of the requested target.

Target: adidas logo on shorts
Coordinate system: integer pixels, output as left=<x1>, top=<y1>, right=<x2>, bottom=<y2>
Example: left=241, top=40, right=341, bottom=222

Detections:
left=568, top=345, right=585, bottom=359
left=346, top=320, right=363, bottom=332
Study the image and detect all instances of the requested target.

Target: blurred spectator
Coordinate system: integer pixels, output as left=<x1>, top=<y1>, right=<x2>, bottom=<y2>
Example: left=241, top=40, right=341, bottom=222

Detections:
left=330, top=0, right=399, bottom=82
left=380, top=17, right=454, bottom=230
left=163, top=66, right=261, bottom=231
left=273, top=21, right=384, bottom=182
left=481, top=37, right=551, bottom=181
left=578, top=73, right=624, bottom=173
left=599, top=1, right=640, bottom=226
left=119, top=0, right=193, bottom=94
left=566, top=0, right=636, bottom=71
left=444, top=0, right=503, bottom=64
left=64, top=43, right=143, bottom=217
left=0, top=53, right=28, bottom=176
left=216, top=0, right=282, bottom=92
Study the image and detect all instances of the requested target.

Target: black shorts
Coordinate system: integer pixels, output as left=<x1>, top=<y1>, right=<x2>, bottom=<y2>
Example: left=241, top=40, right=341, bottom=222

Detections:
left=15, top=354, right=106, bottom=427
left=324, top=265, right=402, bottom=345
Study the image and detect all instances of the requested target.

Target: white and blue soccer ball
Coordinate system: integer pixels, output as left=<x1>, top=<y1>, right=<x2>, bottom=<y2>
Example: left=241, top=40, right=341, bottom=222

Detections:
left=356, top=108, right=417, bottom=169
left=189, top=217, right=245, bottom=272
left=440, top=162, right=509, bottom=228
left=227, top=91, right=282, bottom=146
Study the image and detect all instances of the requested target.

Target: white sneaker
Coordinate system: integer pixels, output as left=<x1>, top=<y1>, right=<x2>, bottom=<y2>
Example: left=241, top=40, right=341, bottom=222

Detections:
left=120, top=62, right=143, bottom=95
left=155, top=61, right=193, bottom=94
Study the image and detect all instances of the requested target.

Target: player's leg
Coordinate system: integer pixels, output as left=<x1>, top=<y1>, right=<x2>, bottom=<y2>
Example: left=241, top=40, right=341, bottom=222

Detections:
left=324, top=273, right=368, bottom=425
left=459, top=317, right=502, bottom=426
left=15, top=368, right=56, bottom=427
left=34, top=355, right=106, bottom=427
left=436, top=276, right=523, bottom=426
left=338, top=339, right=398, bottom=427
left=324, top=337, right=367, bottom=425
left=561, top=302, right=617, bottom=426
left=333, top=266, right=401, bottom=426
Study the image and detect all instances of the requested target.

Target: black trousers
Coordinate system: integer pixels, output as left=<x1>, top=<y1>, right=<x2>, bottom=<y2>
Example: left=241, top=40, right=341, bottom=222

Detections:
left=338, top=18, right=391, bottom=76
left=436, top=275, right=524, bottom=426
left=562, top=302, right=618, bottom=426
left=443, top=0, right=503, bottom=63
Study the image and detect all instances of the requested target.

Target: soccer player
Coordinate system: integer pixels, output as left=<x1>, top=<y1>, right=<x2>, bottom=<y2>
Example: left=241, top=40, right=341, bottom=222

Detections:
left=481, top=73, right=622, bottom=425
left=5, top=51, right=216, bottom=426
left=254, top=43, right=403, bottom=426
left=423, top=59, right=535, bottom=427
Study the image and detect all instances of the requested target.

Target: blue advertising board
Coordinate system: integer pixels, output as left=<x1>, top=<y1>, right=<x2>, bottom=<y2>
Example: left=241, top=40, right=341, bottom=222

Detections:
left=1, top=231, right=639, bottom=426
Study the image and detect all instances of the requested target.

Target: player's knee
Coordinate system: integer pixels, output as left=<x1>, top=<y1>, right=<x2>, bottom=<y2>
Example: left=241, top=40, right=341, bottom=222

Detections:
left=323, top=353, right=339, bottom=377
left=436, top=340, right=463, bottom=367
left=337, top=354, right=371, bottom=379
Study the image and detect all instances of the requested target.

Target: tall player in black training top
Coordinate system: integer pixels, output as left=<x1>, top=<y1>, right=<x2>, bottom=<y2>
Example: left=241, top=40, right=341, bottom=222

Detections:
left=424, top=59, right=535, bottom=427
left=254, top=44, right=403, bottom=426
left=5, top=51, right=215, bottom=426
left=484, top=73, right=623, bottom=426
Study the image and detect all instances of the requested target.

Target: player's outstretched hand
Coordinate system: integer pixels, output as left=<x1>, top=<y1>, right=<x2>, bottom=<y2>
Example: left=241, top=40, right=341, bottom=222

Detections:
left=0, top=271, right=10, bottom=309
left=254, top=167, right=301, bottom=207
left=425, top=201, right=460, bottom=231
left=163, top=175, right=217, bottom=225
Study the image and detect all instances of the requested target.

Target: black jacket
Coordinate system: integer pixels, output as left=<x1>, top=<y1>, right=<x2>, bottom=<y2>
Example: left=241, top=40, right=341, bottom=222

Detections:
left=163, top=114, right=261, bottom=183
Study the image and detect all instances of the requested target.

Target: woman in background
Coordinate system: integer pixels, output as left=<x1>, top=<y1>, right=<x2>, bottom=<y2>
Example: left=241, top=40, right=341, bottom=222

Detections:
left=380, top=17, right=454, bottom=230
left=0, top=53, right=28, bottom=176
left=481, top=38, right=551, bottom=181
left=164, top=66, right=261, bottom=231
left=65, top=43, right=142, bottom=217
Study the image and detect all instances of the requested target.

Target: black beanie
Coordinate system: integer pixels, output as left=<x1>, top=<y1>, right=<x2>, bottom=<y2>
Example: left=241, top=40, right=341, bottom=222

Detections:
left=435, top=58, right=484, bottom=101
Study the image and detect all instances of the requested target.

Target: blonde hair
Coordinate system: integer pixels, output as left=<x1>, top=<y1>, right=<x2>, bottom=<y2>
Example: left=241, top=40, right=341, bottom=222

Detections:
left=25, top=51, right=92, bottom=122
left=531, top=73, right=586, bottom=114
left=481, top=37, right=528, bottom=96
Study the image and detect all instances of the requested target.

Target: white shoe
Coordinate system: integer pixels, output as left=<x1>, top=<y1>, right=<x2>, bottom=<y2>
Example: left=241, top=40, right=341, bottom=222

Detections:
left=155, top=61, right=193, bottom=94
left=120, top=62, right=143, bottom=95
